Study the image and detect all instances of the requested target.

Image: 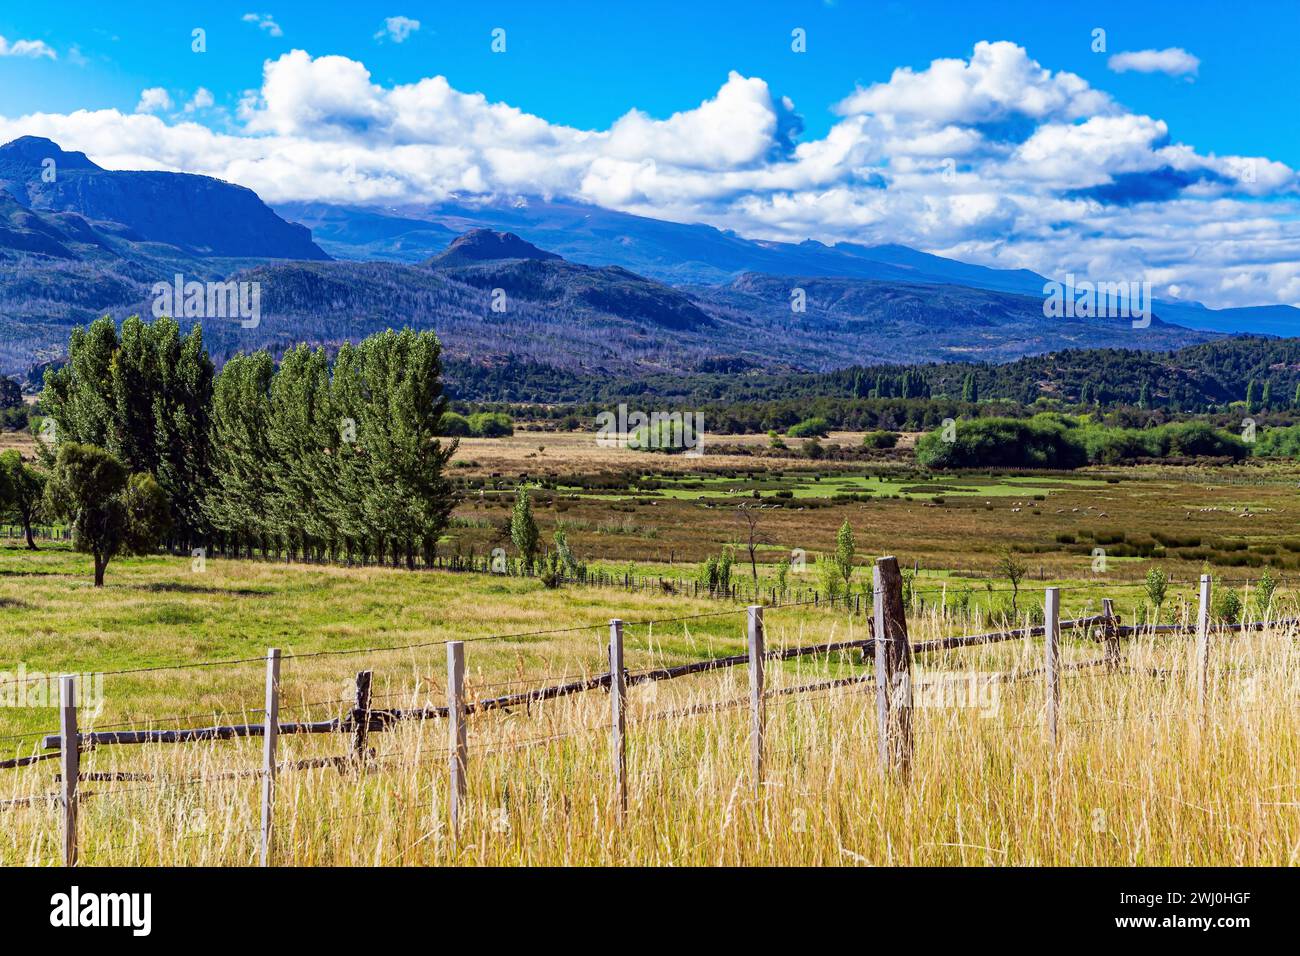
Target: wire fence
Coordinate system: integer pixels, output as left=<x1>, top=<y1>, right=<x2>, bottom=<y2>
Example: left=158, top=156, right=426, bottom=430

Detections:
left=2, top=565, right=1295, bottom=866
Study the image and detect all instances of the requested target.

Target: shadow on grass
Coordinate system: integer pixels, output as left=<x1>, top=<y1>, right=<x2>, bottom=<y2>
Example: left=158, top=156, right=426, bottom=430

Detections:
left=131, top=581, right=272, bottom=598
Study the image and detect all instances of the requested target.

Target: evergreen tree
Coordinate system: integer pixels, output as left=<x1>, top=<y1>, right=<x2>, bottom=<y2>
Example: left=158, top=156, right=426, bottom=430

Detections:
left=1262, top=380, right=1273, bottom=410
left=1246, top=378, right=1259, bottom=413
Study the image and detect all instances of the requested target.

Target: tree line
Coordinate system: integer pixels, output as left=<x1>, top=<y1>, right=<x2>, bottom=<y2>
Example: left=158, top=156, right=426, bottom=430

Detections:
left=33, top=316, right=459, bottom=584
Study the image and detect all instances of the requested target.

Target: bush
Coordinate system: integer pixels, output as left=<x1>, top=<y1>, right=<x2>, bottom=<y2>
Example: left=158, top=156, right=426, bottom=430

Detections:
left=630, top=417, right=701, bottom=454
left=787, top=417, right=831, bottom=438
left=916, top=415, right=1088, bottom=469
left=440, top=412, right=472, bottom=437
left=468, top=412, right=514, bottom=437
left=1213, top=588, right=1243, bottom=625
left=917, top=414, right=1248, bottom=469
left=862, top=430, right=899, bottom=449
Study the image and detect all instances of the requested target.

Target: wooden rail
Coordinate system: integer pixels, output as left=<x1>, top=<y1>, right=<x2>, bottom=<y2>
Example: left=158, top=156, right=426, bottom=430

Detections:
left=2, top=571, right=1269, bottom=866
left=34, top=611, right=1131, bottom=752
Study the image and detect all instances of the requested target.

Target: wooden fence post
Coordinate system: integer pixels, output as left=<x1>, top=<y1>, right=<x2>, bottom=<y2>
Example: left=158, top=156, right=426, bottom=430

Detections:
left=259, top=647, right=281, bottom=867
left=1196, top=574, right=1212, bottom=723
left=609, top=620, right=627, bottom=818
left=1102, top=598, right=1123, bottom=671
left=1044, top=588, right=1060, bottom=744
left=447, top=641, right=468, bottom=832
left=351, top=670, right=373, bottom=767
left=59, top=674, right=78, bottom=867
left=873, top=557, right=913, bottom=781
left=747, top=605, right=765, bottom=793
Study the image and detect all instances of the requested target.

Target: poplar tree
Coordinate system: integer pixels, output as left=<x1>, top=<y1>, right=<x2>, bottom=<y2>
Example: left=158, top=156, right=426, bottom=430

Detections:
left=205, top=351, right=277, bottom=545
left=511, top=485, right=540, bottom=572
left=42, top=315, right=214, bottom=544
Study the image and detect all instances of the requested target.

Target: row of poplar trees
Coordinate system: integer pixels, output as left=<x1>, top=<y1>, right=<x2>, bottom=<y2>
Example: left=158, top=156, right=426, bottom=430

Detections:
left=44, top=316, right=458, bottom=571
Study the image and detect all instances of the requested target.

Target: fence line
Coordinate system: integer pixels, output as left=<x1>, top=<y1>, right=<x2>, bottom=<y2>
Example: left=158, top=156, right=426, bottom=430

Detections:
left=2, top=562, right=1289, bottom=865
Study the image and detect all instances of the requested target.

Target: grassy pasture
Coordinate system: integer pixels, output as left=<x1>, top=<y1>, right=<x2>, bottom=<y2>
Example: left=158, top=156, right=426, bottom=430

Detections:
left=1, top=545, right=1297, bottom=866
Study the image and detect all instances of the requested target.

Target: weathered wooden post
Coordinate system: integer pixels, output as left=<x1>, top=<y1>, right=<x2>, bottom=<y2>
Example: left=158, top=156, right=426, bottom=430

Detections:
left=447, top=641, right=468, bottom=831
left=747, top=605, right=766, bottom=793
left=59, top=674, right=78, bottom=867
left=609, top=620, right=627, bottom=818
left=873, top=557, right=913, bottom=781
left=351, top=670, right=373, bottom=767
left=259, top=647, right=281, bottom=867
left=1044, top=588, right=1060, bottom=744
left=1196, top=574, right=1212, bottom=723
left=1100, top=598, right=1121, bottom=669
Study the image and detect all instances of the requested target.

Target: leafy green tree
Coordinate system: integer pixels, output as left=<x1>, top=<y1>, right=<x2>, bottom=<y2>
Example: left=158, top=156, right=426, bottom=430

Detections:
left=42, top=315, right=214, bottom=544
left=961, top=372, right=977, bottom=403
left=44, top=443, right=169, bottom=586
left=439, top=411, right=472, bottom=437
left=1246, top=378, right=1259, bottom=413
left=818, top=553, right=844, bottom=600
left=205, top=351, right=277, bottom=546
left=511, top=486, right=540, bottom=572
left=1144, top=567, right=1168, bottom=618
left=775, top=556, right=791, bottom=596
left=0, top=451, right=46, bottom=550
left=467, top=412, right=513, bottom=437
left=1262, top=380, right=1273, bottom=411
left=717, top=545, right=734, bottom=592
left=1254, top=568, right=1277, bottom=620
left=1213, top=588, right=1243, bottom=625
left=348, top=330, right=458, bottom=568
left=834, top=520, right=856, bottom=590
left=265, top=345, right=336, bottom=552
left=787, top=417, right=831, bottom=438
left=0, top=376, right=20, bottom=409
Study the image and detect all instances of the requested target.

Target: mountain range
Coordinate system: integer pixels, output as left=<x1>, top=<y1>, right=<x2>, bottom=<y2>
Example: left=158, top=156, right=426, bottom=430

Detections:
left=1, top=135, right=1294, bottom=382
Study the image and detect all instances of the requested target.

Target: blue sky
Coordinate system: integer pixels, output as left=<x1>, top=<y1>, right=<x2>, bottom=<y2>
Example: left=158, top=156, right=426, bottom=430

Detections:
left=1, top=1, right=1298, bottom=308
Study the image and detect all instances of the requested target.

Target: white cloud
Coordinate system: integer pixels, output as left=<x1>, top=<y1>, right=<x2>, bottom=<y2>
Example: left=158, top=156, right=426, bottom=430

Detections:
left=134, top=88, right=173, bottom=114
left=242, top=13, right=284, bottom=38
left=836, top=41, right=1112, bottom=124
left=184, top=88, right=215, bottom=113
left=375, top=16, right=420, bottom=44
left=0, top=34, right=57, bottom=59
left=2, top=41, right=1297, bottom=310
left=1108, top=48, right=1200, bottom=77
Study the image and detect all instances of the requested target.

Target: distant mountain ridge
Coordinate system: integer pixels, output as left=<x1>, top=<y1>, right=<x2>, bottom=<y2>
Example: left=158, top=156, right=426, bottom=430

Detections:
left=1, top=137, right=327, bottom=260
left=0, top=136, right=1265, bottom=382
left=277, top=196, right=1300, bottom=336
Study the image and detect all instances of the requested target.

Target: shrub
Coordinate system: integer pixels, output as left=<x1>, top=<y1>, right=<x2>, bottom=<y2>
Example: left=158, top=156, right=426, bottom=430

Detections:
left=440, top=411, right=472, bottom=437
left=916, top=415, right=1087, bottom=469
left=862, top=430, right=899, bottom=449
left=1213, top=588, right=1243, bottom=624
left=787, top=417, right=831, bottom=438
left=468, top=412, right=514, bottom=437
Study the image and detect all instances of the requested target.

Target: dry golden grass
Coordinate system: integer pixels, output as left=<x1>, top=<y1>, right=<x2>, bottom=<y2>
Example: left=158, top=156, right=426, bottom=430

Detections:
left=1, top=548, right=1295, bottom=866
left=450, top=429, right=887, bottom=476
